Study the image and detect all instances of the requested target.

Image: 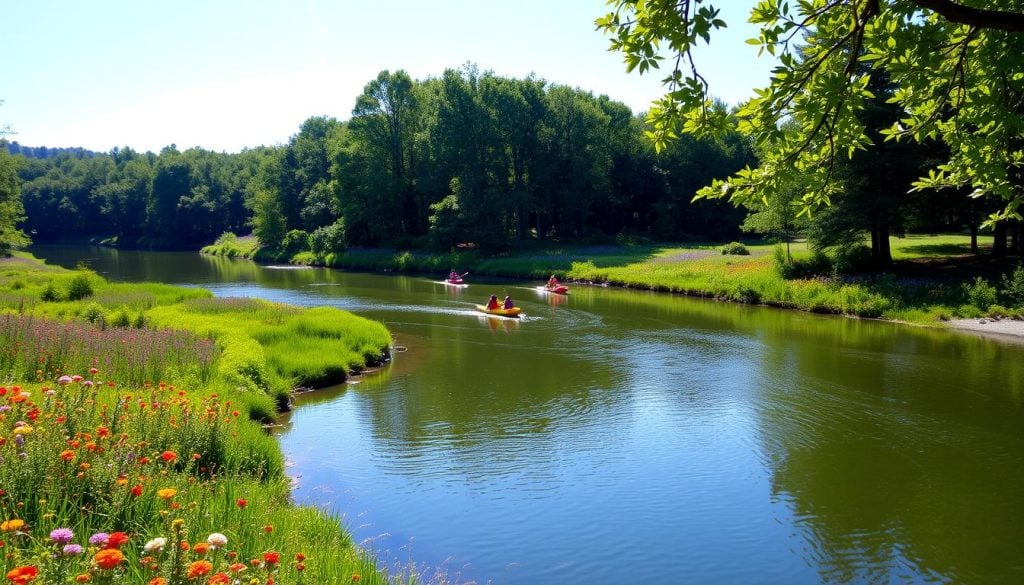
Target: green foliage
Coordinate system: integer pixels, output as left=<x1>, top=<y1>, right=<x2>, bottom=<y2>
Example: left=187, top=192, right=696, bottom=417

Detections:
left=964, top=277, right=998, bottom=311
left=310, top=218, right=346, bottom=256
left=599, top=0, right=1024, bottom=228
left=280, top=229, right=310, bottom=255
left=832, top=244, right=875, bottom=275
left=999, top=264, right=1024, bottom=308
left=66, top=271, right=95, bottom=301
left=0, top=145, right=29, bottom=255
left=721, top=241, right=749, bottom=255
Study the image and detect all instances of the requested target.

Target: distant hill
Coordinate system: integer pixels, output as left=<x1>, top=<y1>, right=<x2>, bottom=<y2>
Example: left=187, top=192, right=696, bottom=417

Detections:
left=0, top=140, right=100, bottom=159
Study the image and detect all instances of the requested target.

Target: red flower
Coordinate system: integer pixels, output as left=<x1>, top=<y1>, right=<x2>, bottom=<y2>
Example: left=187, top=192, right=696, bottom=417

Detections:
left=263, top=551, right=280, bottom=565
left=235, top=498, right=247, bottom=509
left=5, top=565, right=38, bottom=584
left=160, top=451, right=177, bottom=463
left=106, top=532, right=130, bottom=549
left=186, top=561, right=212, bottom=579
left=207, top=574, right=230, bottom=585
left=131, top=485, right=143, bottom=497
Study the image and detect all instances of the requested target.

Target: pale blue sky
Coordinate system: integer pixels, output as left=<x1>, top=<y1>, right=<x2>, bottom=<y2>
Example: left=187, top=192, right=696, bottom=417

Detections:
left=3, top=0, right=770, bottom=153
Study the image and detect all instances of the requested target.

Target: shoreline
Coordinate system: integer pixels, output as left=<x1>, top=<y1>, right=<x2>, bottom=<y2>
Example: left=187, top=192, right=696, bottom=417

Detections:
left=945, top=317, right=1024, bottom=343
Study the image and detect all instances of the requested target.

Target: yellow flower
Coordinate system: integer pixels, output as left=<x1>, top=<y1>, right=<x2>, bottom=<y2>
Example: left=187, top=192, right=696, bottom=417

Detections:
left=1, top=519, right=26, bottom=532
left=157, top=488, right=177, bottom=500
left=13, top=425, right=33, bottom=436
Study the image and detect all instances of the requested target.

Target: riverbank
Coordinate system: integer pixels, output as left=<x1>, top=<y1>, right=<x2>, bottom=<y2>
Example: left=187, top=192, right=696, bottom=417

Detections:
left=204, top=233, right=1024, bottom=331
left=0, top=253, right=396, bottom=583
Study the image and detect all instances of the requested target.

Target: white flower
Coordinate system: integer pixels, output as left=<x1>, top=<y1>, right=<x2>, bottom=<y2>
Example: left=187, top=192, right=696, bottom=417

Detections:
left=206, top=532, right=228, bottom=549
left=144, top=537, right=167, bottom=553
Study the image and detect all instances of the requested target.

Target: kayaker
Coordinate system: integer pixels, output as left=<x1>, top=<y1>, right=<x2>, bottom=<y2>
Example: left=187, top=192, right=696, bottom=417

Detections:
left=503, top=295, right=514, bottom=309
left=486, top=294, right=500, bottom=310
left=448, top=270, right=460, bottom=282
left=547, top=275, right=560, bottom=289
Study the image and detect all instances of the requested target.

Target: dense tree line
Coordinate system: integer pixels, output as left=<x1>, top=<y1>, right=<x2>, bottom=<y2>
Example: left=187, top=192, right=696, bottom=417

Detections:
left=1, top=67, right=758, bottom=252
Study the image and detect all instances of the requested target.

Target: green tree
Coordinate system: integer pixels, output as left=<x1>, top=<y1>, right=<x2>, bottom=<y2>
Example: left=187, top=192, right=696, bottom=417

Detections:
left=0, top=143, right=29, bottom=255
left=597, top=0, right=1024, bottom=230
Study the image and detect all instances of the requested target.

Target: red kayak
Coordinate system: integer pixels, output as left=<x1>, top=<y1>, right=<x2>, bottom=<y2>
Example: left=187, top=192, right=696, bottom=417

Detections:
left=446, top=278, right=465, bottom=285
left=545, top=285, right=569, bottom=295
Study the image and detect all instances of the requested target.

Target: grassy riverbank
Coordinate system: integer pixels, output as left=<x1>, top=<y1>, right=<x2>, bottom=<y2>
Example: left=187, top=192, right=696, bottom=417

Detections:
left=206, top=233, right=1024, bottom=325
left=0, top=254, right=395, bottom=584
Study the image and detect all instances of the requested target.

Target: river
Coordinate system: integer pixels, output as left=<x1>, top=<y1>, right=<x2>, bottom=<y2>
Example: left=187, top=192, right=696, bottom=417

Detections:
left=31, top=246, right=1024, bottom=585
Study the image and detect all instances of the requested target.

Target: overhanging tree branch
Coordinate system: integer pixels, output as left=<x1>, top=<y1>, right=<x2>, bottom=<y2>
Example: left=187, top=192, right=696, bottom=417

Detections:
left=910, top=0, right=1024, bottom=32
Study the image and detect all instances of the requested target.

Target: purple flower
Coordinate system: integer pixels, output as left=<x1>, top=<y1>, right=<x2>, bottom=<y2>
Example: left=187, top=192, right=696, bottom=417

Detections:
left=88, top=532, right=109, bottom=546
left=49, top=527, right=74, bottom=545
left=62, top=544, right=84, bottom=556
left=57, top=375, right=73, bottom=385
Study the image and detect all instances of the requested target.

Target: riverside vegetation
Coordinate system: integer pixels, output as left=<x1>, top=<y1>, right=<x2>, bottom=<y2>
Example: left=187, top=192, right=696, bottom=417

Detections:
left=0, top=253, right=395, bottom=584
left=205, top=233, right=1024, bottom=326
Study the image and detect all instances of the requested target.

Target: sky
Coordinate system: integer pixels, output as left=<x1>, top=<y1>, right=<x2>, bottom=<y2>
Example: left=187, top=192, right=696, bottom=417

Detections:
left=3, top=0, right=773, bottom=153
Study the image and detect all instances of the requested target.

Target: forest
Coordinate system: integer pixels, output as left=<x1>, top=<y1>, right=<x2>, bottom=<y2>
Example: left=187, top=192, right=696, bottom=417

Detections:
left=0, top=65, right=1017, bottom=264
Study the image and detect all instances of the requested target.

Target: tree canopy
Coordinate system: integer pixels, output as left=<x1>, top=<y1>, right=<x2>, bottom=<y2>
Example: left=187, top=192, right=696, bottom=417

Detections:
left=597, top=0, right=1024, bottom=227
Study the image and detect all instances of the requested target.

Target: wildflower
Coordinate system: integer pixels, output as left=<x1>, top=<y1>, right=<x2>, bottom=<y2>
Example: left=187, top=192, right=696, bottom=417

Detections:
left=106, top=532, right=129, bottom=549
left=352, top=574, right=361, bottom=582
left=296, top=563, right=305, bottom=572
left=49, top=528, right=74, bottom=545
left=228, top=563, right=246, bottom=573
left=71, top=375, right=83, bottom=383
left=131, top=485, right=143, bottom=497
left=12, top=425, right=32, bottom=436
left=207, top=574, right=230, bottom=585
left=148, top=578, right=167, bottom=585
left=180, top=541, right=190, bottom=551
left=88, top=533, right=109, bottom=547
left=193, top=542, right=209, bottom=556
left=186, top=560, right=213, bottom=579
left=160, top=451, right=177, bottom=463
left=206, top=533, right=227, bottom=549
left=295, top=552, right=305, bottom=562
left=59, top=450, right=75, bottom=462
left=5, top=566, right=38, bottom=584
left=157, top=488, right=177, bottom=500
left=143, top=537, right=167, bottom=553
left=263, top=551, right=280, bottom=565
left=235, top=498, right=247, bottom=509
left=93, top=548, right=125, bottom=570
left=89, top=368, right=99, bottom=375
left=57, top=376, right=73, bottom=385
left=62, top=544, right=84, bottom=556
left=74, top=575, right=90, bottom=583
left=1, top=520, right=25, bottom=532
left=171, top=519, right=185, bottom=531
left=262, top=525, right=273, bottom=533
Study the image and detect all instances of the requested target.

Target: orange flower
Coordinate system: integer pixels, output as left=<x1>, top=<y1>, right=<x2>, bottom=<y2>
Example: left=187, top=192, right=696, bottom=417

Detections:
left=186, top=560, right=213, bottom=579
left=352, top=574, right=361, bottom=582
left=295, top=552, right=306, bottom=562
left=192, top=542, right=209, bottom=556
left=206, top=574, right=229, bottom=585
left=262, top=525, right=273, bottom=533
left=1, top=520, right=25, bottom=532
left=148, top=578, right=166, bottom=585
left=160, top=451, right=177, bottom=463
left=93, top=549, right=125, bottom=570
left=59, top=450, right=76, bottom=462
left=5, top=565, right=38, bottom=584
left=74, top=575, right=90, bottom=583
left=228, top=563, right=246, bottom=573
left=157, top=488, right=177, bottom=500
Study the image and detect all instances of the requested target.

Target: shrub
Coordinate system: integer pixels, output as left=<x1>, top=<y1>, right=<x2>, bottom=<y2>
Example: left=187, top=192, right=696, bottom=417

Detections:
left=310, top=219, right=347, bottom=256
left=721, top=241, right=750, bottom=255
left=280, top=229, right=311, bottom=256
left=66, top=272, right=94, bottom=301
left=1000, top=263, right=1024, bottom=308
left=832, top=244, right=874, bottom=274
left=775, top=249, right=832, bottom=279
left=81, top=302, right=106, bottom=326
left=964, top=276, right=998, bottom=311
left=40, top=282, right=59, bottom=302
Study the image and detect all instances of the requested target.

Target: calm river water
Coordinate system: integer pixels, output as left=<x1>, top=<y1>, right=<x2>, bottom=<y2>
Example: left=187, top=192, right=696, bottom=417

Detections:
left=32, top=246, right=1024, bottom=584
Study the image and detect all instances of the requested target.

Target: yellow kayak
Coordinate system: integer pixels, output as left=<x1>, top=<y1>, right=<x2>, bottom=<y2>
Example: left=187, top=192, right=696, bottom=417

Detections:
left=476, top=304, right=522, bottom=317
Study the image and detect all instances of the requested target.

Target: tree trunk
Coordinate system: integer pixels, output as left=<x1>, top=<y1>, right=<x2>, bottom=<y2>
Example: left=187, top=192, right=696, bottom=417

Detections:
left=872, top=223, right=893, bottom=268
left=993, top=221, right=1008, bottom=258
left=1011, top=220, right=1022, bottom=255
left=970, top=222, right=978, bottom=254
